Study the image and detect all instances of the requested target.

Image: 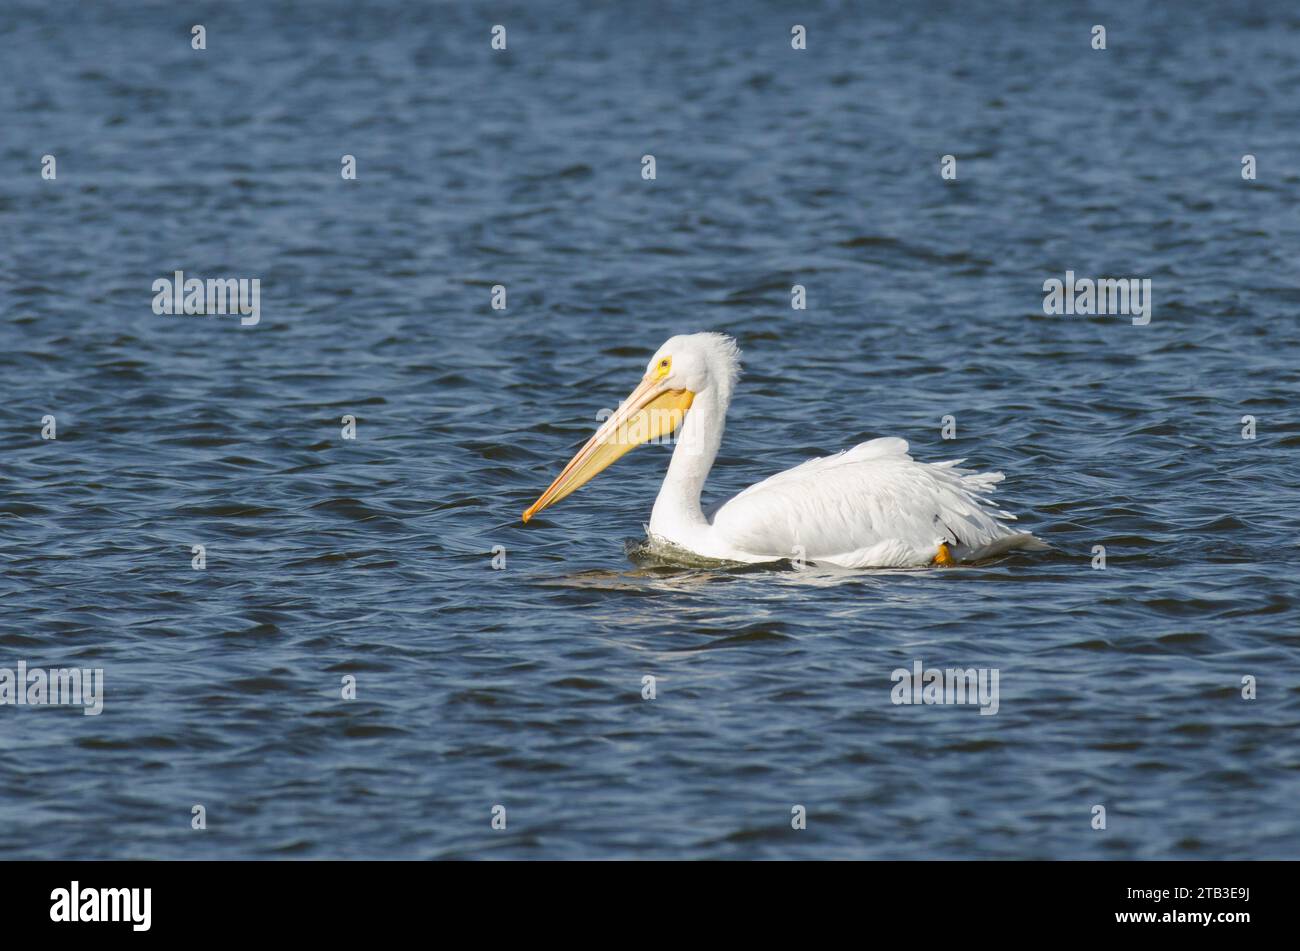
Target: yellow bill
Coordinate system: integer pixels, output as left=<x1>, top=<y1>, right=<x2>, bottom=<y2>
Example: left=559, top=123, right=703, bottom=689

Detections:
left=522, top=374, right=694, bottom=522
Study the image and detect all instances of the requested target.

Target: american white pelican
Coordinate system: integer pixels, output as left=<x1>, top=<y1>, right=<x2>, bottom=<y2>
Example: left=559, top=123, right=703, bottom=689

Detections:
left=522, top=333, right=1045, bottom=568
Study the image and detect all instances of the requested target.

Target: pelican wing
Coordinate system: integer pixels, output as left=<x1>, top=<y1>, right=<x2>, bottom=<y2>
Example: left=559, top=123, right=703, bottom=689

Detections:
left=708, top=438, right=1039, bottom=567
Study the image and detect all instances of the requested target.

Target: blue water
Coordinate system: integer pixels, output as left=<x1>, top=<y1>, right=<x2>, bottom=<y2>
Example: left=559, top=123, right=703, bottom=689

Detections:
left=2, top=0, right=1299, bottom=859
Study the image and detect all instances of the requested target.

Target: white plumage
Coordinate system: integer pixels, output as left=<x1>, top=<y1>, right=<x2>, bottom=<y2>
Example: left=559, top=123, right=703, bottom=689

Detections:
left=525, top=332, right=1045, bottom=568
left=707, top=437, right=1037, bottom=567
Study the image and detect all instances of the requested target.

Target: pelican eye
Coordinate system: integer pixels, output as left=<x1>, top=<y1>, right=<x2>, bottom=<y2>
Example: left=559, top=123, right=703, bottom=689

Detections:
left=655, top=356, right=671, bottom=378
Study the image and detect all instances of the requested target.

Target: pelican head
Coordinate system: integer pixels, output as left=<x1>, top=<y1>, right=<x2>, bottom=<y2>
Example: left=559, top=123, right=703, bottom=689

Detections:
left=522, top=332, right=740, bottom=523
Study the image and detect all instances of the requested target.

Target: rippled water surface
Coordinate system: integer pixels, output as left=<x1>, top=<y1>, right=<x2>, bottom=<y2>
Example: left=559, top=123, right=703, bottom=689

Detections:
left=2, top=1, right=1299, bottom=859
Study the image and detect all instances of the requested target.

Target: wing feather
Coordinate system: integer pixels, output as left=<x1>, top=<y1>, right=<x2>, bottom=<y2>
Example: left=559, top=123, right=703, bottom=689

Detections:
left=709, top=438, right=1038, bottom=566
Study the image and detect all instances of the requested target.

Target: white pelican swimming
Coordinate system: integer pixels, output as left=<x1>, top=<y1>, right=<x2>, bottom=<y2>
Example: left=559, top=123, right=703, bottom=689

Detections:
left=522, top=333, right=1044, bottom=567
